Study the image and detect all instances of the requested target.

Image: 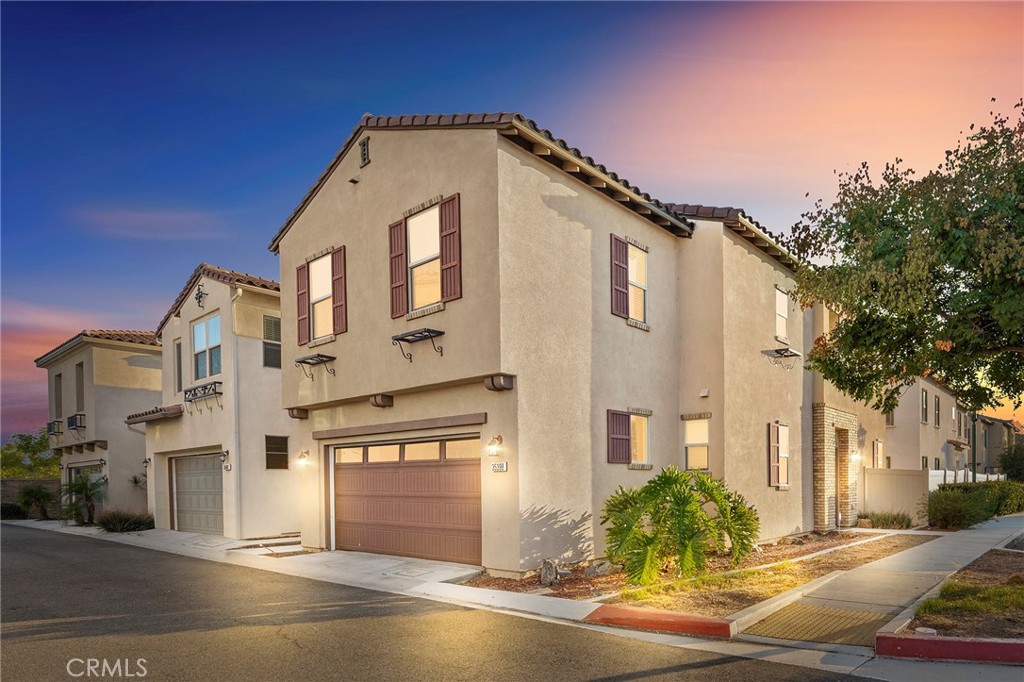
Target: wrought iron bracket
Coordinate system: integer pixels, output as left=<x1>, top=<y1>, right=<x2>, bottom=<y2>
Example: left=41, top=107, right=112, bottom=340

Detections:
left=391, top=328, right=445, bottom=363
left=295, top=353, right=337, bottom=380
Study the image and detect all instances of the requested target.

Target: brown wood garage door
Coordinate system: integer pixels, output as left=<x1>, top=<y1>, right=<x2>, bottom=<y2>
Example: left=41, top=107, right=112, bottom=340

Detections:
left=334, top=439, right=481, bottom=565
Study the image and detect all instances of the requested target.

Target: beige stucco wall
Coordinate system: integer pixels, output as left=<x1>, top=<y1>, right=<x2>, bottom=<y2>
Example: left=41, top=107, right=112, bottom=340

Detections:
left=888, top=377, right=965, bottom=472
left=863, top=468, right=928, bottom=525
left=146, top=277, right=301, bottom=539
left=41, top=342, right=161, bottom=515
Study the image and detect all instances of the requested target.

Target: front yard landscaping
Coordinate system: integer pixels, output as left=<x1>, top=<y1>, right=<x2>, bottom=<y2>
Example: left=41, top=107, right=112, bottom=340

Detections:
left=469, top=531, right=937, bottom=615
left=907, top=548, right=1024, bottom=640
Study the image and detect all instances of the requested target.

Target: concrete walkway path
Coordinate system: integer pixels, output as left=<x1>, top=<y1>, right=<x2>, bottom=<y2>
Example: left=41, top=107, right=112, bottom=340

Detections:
left=740, top=514, right=1024, bottom=646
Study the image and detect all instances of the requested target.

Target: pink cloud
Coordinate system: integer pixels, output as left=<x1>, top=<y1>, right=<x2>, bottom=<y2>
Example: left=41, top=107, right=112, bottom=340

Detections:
left=69, top=205, right=230, bottom=240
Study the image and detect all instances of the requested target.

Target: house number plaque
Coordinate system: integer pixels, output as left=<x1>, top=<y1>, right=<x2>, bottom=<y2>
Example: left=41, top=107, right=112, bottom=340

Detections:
left=491, top=462, right=508, bottom=473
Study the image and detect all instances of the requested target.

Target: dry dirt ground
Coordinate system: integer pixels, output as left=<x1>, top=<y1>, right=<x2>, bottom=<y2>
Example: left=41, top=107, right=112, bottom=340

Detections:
left=907, top=548, right=1024, bottom=639
left=468, top=531, right=936, bottom=616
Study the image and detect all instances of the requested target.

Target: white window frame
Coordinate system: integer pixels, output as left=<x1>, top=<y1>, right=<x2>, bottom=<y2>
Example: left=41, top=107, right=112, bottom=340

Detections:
left=173, top=339, right=182, bottom=393
left=934, top=395, right=941, bottom=428
left=192, top=313, right=221, bottom=381
left=406, top=205, right=442, bottom=312
left=308, top=253, right=333, bottom=340
left=774, top=421, right=790, bottom=485
left=263, top=315, right=282, bottom=368
left=627, top=243, right=647, bottom=324
left=921, top=388, right=929, bottom=424
left=775, top=287, right=789, bottom=342
left=684, top=418, right=710, bottom=471
left=885, top=410, right=895, bottom=427
left=629, top=413, right=649, bottom=465
left=873, top=440, right=885, bottom=468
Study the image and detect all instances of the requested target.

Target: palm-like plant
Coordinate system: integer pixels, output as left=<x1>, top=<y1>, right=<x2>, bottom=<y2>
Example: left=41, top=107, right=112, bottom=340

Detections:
left=17, top=483, right=56, bottom=520
left=601, top=466, right=760, bottom=585
left=62, top=476, right=106, bottom=525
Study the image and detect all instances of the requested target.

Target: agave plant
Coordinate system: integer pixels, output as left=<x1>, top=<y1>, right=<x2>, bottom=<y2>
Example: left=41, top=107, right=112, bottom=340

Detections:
left=601, top=466, right=760, bottom=585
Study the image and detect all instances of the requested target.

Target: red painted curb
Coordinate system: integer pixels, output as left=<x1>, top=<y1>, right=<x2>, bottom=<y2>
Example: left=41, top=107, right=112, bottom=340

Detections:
left=583, top=604, right=732, bottom=639
left=876, top=633, right=1024, bottom=664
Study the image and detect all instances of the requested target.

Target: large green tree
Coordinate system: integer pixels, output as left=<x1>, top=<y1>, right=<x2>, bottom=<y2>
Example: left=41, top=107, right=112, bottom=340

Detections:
left=788, top=100, right=1024, bottom=412
left=1, top=428, right=59, bottom=479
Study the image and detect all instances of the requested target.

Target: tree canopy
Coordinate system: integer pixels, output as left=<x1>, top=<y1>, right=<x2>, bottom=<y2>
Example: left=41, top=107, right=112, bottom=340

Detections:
left=788, top=99, right=1024, bottom=412
left=1, top=428, right=59, bottom=479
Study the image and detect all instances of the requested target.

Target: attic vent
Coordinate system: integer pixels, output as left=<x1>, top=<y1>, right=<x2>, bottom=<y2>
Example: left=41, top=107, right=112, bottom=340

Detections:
left=359, top=137, right=370, bottom=168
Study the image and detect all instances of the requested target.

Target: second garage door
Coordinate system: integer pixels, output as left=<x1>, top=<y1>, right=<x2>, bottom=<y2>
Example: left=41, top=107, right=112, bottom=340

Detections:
left=174, top=454, right=224, bottom=535
left=334, top=438, right=481, bottom=565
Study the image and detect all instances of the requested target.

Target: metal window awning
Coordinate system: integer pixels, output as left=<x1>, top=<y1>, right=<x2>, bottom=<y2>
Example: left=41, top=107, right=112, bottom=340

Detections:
left=391, top=328, right=444, bottom=362
left=295, top=353, right=336, bottom=379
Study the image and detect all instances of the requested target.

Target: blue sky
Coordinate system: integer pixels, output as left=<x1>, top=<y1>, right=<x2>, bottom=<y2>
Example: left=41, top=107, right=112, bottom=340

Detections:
left=2, top=1, right=1021, bottom=437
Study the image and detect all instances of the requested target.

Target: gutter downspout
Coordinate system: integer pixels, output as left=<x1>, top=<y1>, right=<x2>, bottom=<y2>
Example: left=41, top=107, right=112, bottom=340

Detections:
left=231, top=286, right=244, bottom=538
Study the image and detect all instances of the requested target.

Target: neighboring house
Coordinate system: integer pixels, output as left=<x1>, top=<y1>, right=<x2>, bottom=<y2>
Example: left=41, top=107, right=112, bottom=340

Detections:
left=886, top=376, right=970, bottom=472
left=35, top=330, right=162, bottom=515
left=268, top=112, right=818, bottom=575
left=126, top=264, right=301, bottom=539
left=977, top=415, right=1015, bottom=473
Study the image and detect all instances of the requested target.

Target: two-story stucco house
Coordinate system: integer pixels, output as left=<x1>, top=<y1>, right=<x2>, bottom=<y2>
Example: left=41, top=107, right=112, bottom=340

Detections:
left=977, top=415, right=1015, bottom=474
left=886, top=376, right=970, bottom=472
left=268, top=113, right=824, bottom=575
left=35, top=330, right=162, bottom=515
left=126, top=264, right=302, bottom=538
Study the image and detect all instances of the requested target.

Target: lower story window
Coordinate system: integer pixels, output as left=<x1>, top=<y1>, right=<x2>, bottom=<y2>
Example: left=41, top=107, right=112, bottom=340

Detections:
left=768, top=422, right=789, bottom=487
left=266, top=436, right=289, bottom=469
left=683, top=418, right=709, bottom=470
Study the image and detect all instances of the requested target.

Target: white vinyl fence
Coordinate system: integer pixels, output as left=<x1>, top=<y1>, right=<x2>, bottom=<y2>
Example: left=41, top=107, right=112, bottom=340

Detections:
left=928, top=469, right=1006, bottom=491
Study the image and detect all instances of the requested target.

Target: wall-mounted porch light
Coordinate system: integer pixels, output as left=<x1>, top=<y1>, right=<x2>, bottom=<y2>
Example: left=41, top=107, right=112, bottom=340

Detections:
left=487, top=435, right=503, bottom=457
left=218, top=450, right=229, bottom=463
left=99, top=458, right=107, bottom=467
left=298, top=450, right=310, bottom=465
left=851, top=451, right=862, bottom=463
left=194, top=283, right=208, bottom=308
left=58, top=463, right=64, bottom=471
left=142, top=458, right=152, bottom=468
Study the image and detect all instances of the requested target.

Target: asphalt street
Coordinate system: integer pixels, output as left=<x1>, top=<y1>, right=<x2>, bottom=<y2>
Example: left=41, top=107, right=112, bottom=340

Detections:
left=1, top=525, right=855, bottom=682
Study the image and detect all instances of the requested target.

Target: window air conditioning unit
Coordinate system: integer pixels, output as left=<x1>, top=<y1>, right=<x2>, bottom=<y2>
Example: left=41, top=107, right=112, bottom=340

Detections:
left=67, top=413, right=86, bottom=430
left=47, top=420, right=63, bottom=435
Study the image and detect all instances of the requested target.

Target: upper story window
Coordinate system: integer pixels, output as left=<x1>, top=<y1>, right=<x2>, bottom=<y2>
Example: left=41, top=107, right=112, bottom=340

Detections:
left=956, top=410, right=964, bottom=437
left=775, top=288, right=789, bottom=342
left=173, top=339, right=182, bottom=393
left=407, top=206, right=442, bottom=311
left=684, top=418, right=709, bottom=470
left=389, top=194, right=462, bottom=319
left=75, top=362, right=85, bottom=412
left=263, top=316, right=282, bottom=368
left=54, top=373, right=63, bottom=418
left=192, top=314, right=221, bottom=380
left=934, top=396, right=941, bottom=428
left=921, top=388, right=929, bottom=424
left=873, top=440, right=885, bottom=468
left=611, top=236, right=649, bottom=327
left=885, top=410, right=895, bottom=427
left=297, top=247, right=347, bottom=346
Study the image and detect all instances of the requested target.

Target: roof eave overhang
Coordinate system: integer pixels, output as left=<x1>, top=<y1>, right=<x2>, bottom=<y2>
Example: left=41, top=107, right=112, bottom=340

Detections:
left=730, top=215, right=800, bottom=271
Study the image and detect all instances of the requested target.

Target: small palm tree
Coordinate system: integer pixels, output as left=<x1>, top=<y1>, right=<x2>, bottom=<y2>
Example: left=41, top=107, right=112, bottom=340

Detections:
left=16, top=483, right=56, bottom=520
left=62, top=476, right=106, bottom=525
left=601, top=466, right=760, bottom=585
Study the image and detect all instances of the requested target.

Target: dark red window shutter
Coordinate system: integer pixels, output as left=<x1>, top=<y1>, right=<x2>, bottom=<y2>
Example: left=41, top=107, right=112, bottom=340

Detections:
left=389, top=219, right=408, bottom=318
left=768, top=423, right=780, bottom=486
left=440, top=193, right=462, bottom=302
left=296, top=263, right=309, bottom=346
left=608, top=410, right=631, bottom=463
left=610, top=234, right=629, bottom=318
left=332, top=246, right=347, bottom=335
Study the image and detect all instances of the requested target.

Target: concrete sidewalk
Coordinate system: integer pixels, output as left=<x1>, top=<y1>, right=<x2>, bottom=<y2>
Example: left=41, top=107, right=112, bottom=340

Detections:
left=739, top=514, right=1024, bottom=647
left=3, top=517, right=1022, bottom=681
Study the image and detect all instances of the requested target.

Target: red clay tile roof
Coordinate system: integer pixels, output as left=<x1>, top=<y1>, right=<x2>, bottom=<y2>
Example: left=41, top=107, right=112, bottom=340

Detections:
left=125, top=404, right=184, bottom=425
left=666, top=203, right=799, bottom=271
left=35, top=330, right=159, bottom=367
left=268, top=112, right=694, bottom=252
left=156, top=263, right=280, bottom=337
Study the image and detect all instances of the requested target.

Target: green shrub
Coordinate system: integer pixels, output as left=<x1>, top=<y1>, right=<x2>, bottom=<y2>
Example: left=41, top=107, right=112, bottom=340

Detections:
left=926, top=489, right=993, bottom=528
left=601, top=467, right=760, bottom=585
left=867, top=511, right=913, bottom=529
left=1000, top=442, right=1024, bottom=482
left=97, top=509, right=154, bottom=533
left=16, top=483, right=56, bottom=520
left=0, top=502, right=28, bottom=520
left=937, top=480, right=1024, bottom=516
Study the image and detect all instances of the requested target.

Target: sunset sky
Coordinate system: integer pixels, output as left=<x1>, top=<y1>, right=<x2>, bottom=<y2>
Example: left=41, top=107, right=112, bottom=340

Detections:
left=2, top=1, right=1022, bottom=439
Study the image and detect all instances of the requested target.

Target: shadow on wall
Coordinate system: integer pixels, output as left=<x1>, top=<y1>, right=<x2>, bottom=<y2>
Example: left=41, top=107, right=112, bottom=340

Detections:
left=519, top=505, right=593, bottom=571
left=124, top=353, right=162, bottom=370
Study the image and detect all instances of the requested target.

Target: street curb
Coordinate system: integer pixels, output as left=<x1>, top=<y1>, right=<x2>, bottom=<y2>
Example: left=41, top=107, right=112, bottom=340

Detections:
left=583, top=604, right=732, bottom=639
left=876, top=632, right=1024, bottom=664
